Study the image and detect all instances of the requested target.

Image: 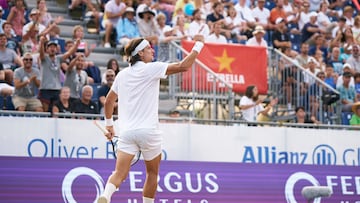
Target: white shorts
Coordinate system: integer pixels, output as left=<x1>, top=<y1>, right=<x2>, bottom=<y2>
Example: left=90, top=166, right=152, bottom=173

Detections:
left=117, top=128, right=163, bottom=161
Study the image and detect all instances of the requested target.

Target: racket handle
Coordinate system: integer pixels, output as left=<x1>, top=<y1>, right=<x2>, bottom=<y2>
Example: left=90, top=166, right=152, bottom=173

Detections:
left=93, top=120, right=109, bottom=134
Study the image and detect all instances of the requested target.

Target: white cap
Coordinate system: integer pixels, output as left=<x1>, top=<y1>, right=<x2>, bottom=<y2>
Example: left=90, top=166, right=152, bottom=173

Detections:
left=307, top=57, right=317, bottom=63
left=309, top=11, right=318, bottom=18
left=343, top=63, right=352, bottom=69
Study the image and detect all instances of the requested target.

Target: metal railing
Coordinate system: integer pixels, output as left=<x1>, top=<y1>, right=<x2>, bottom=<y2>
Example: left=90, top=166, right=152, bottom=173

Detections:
left=165, top=41, right=236, bottom=120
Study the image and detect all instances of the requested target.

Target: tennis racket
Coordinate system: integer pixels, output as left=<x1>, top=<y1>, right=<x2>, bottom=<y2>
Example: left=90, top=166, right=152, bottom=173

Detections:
left=93, top=120, right=141, bottom=166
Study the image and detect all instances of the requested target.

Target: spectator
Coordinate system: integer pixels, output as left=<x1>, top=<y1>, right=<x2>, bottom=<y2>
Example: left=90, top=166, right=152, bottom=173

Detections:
left=52, top=86, right=72, bottom=116
left=102, top=0, right=127, bottom=48
left=138, top=6, right=160, bottom=46
left=307, top=71, right=326, bottom=120
left=71, top=85, right=99, bottom=115
left=353, top=16, right=360, bottom=44
left=303, top=57, right=321, bottom=87
left=22, top=9, right=46, bottom=38
left=308, top=34, right=328, bottom=63
left=136, top=0, right=158, bottom=22
left=206, top=2, right=225, bottom=31
left=21, top=24, right=41, bottom=54
left=343, top=6, right=354, bottom=27
left=294, top=106, right=320, bottom=124
left=116, top=7, right=140, bottom=48
left=331, top=16, right=346, bottom=39
left=337, top=71, right=358, bottom=112
left=206, top=22, right=228, bottom=44
left=317, top=2, right=337, bottom=34
left=328, top=46, right=344, bottom=74
left=64, top=54, right=88, bottom=101
left=0, top=6, right=7, bottom=34
left=296, top=1, right=311, bottom=31
left=355, top=72, right=360, bottom=101
left=0, top=33, right=23, bottom=85
left=295, top=43, right=310, bottom=68
left=239, top=85, right=278, bottom=122
left=188, top=9, right=210, bottom=41
left=102, top=58, right=120, bottom=84
left=7, top=0, right=26, bottom=40
left=38, top=36, right=80, bottom=112
left=37, top=0, right=52, bottom=27
left=3, top=22, right=21, bottom=56
left=60, top=40, right=77, bottom=83
left=234, top=0, right=256, bottom=29
left=173, top=14, right=189, bottom=39
left=246, top=25, right=268, bottom=48
left=83, top=63, right=102, bottom=84
left=336, top=63, right=355, bottom=88
left=0, top=62, right=14, bottom=96
left=251, top=0, right=270, bottom=30
left=301, top=11, right=322, bottom=43
left=98, top=69, right=117, bottom=114
left=269, top=0, right=287, bottom=26
left=324, top=64, right=337, bottom=89
left=12, top=53, right=43, bottom=112
left=72, top=25, right=95, bottom=58
left=346, top=44, right=360, bottom=74
left=272, top=17, right=291, bottom=50
left=313, top=49, right=326, bottom=71
left=224, top=5, right=248, bottom=43
left=350, top=102, right=360, bottom=125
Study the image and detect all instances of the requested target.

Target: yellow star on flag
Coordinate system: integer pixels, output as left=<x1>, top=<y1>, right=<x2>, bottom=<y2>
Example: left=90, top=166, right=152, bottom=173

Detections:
left=214, top=49, right=235, bottom=73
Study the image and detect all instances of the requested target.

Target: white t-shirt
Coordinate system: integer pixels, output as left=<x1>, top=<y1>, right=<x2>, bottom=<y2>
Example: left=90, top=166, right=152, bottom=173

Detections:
left=188, top=21, right=210, bottom=39
left=317, top=11, right=331, bottom=31
left=298, top=11, right=312, bottom=31
left=104, top=0, right=126, bottom=26
left=251, top=7, right=270, bottom=25
left=206, top=34, right=228, bottom=44
left=111, top=61, right=168, bottom=133
left=240, top=96, right=264, bottom=122
left=234, top=3, right=255, bottom=23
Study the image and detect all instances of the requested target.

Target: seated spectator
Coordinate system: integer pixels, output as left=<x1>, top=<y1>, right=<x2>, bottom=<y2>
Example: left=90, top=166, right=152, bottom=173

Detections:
left=52, top=86, right=72, bottom=116
left=98, top=69, right=117, bottom=114
left=337, top=71, right=358, bottom=112
left=272, top=18, right=291, bottom=50
left=0, top=33, right=23, bottom=85
left=102, top=0, right=126, bottom=48
left=350, top=102, right=360, bottom=125
left=308, top=34, right=327, bottom=63
left=138, top=6, right=160, bottom=46
left=101, top=58, right=120, bottom=84
left=0, top=62, right=14, bottom=96
left=206, top=22, right=228, bottom=44
left=239, top=85, right=278, bottom=123
left=343, top=6, right=354, bottom=27
left=353, top=16, right=360, bottom=44
left=3, top=22, right=21, bottom=56
left=303, top=57, right=321, bottom=87
left=328, top=46, right=344, bottom=74
left=12, top=53, right=43, bottom=112
left=336, top=64, right=355, bottom=88
left=71, top=85, right=99, bottom=115
left=64, top=54, right=89, bottom=101
left=116, top=7, right=140, bottom=48
left=346, top=44, right=360, bottom=75
left=354, top=72, right=360, bottom=101
left=224, top=5, right=248, bottom=43
left=188, top=9, right=210, bottom=41
left=251, top=0, right=270, bottom=30
left=22, top=9, right=46, bottom=38
left=246, top=25, right=268, bottom=48
left=294, top=106, right=320, bottom=124
left=172, top=14, right=190, bottom=39
left=301, top=12, right=323, bottom=44
left=295, top=43, right=310, bottom=68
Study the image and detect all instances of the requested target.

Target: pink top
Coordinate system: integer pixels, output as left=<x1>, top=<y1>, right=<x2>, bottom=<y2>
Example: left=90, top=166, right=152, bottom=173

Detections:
left=9, top=7, right=25, bottom=36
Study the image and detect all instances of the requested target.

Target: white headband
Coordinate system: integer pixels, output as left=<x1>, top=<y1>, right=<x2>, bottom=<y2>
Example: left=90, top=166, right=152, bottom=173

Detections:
left=131, top=39, right=150, bottom=56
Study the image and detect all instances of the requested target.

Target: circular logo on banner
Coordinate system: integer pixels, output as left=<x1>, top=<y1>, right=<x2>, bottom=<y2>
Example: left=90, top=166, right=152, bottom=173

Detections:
left=285, top=172, right=320, bottom=203
left=62, top=167, right=104, bottom=203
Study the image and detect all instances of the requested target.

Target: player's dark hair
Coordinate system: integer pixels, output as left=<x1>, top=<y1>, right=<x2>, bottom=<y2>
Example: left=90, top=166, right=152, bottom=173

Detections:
left=124, top=38, right=144, bottom=65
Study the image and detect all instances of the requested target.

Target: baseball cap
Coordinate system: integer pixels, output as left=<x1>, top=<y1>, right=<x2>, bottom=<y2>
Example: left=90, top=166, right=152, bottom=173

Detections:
left=47, top=41, right=58, bottom=47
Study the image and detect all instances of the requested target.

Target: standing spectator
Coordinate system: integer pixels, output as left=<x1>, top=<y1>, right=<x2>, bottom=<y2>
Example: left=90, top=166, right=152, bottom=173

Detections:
left=102, top=58, right=120, bottom=84
left=102, top=0, right=127, bottom=48
left=98, top=69, right=117, bottom=114
left=116, top=7, right=140, bottom=48
left=337, top=71, right=358, bottom=112
left=188, top=9, right=210, bottom=41
left=272, top=17, right=291, bottom=50
left=38, top=36, right=80, bottom=112
left=64, top=54, right=88, bottom=101
left=7, top=0, right=26, bottom=41
left=72, top=25, right=95, bottom=58
left=71, top=85, right=99, bottom=115
left=346, top=44, right=360, bottom=74
left=303, top=57, right=321, bottom=87
left=206, top=22, right=228, bottom=43
left=324, top=63, right=337, bottom=89
left=0, top=33, right=23, bottom=85
left=350, top=102, right=360, bottom=125
left=12, top=53, right=43, bottom=112
left=138, top=6, right=160, bottom=46
left=52, top=86, right=72, bottom=116
left=239, top=85, right=277, bottom=122
left=0, top=62, right=14, bottom=96
left=22, top=9, right=46, bottom=38
left=246, top=25, right=268, bottom=48
left=37, top=0, right=52, bottom=27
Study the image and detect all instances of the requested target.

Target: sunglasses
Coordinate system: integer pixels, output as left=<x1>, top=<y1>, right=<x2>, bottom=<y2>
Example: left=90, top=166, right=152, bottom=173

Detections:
left=23, top=58, right=33, bottom=61
left=106, top=75, right=115, bottom=77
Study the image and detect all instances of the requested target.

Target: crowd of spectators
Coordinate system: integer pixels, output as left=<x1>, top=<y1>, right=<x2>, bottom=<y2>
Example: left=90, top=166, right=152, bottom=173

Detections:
left=0, top=0, right=359, bottom=125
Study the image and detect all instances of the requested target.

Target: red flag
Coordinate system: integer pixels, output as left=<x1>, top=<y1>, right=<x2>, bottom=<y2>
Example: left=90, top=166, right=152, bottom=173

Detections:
left=181, top=40, right=268, bottom=94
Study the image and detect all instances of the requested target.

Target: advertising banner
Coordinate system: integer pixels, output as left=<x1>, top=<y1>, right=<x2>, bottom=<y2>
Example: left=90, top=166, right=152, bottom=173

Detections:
left=0, top=156, right=359, bottom=203
left=0, top=117, right=360, bottom=166
left=181, top=40, right=268, bottom=94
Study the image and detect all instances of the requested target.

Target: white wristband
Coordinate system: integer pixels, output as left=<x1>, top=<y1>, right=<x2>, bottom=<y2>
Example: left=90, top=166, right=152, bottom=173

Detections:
left=105, top=117, right=114, bottom=126
left=191, top=41, right=204, bottom=53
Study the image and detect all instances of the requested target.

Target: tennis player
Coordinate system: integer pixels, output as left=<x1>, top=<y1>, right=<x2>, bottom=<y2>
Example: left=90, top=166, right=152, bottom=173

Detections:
left=97, top=37, right=204, bottom=203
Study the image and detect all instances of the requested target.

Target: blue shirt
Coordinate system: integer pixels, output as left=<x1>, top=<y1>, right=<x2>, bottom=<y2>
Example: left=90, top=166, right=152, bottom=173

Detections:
left=116, top=18, right=140, bottom=42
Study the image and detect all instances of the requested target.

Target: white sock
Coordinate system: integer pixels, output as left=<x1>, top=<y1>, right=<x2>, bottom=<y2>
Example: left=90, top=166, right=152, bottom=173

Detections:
left=143, top=197, right=154, bottom=203
left=102, top=183, right=116, bottom=201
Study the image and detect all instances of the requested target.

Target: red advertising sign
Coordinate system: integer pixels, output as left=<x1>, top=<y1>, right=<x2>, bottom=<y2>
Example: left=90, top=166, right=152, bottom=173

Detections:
left=181, top=41, right=268, bottom=94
